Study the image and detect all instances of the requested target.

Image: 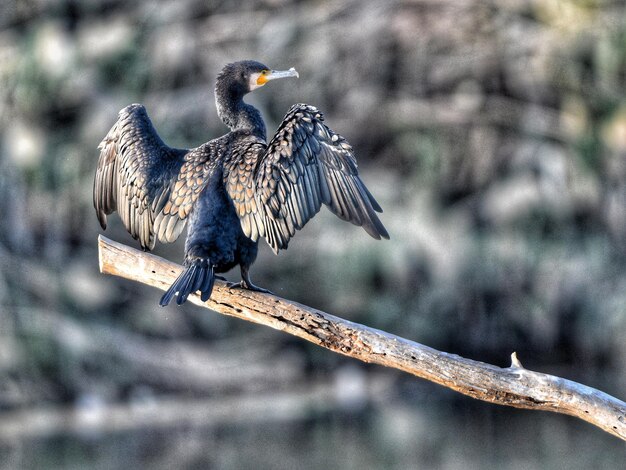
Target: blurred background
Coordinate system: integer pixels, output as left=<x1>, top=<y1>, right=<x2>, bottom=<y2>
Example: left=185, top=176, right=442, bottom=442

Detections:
left=1, top=0, right=626, bottom=468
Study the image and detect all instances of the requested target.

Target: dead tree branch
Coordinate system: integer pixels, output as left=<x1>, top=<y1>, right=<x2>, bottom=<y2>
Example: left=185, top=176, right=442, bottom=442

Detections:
left=98, top=235, right=626, bottom=441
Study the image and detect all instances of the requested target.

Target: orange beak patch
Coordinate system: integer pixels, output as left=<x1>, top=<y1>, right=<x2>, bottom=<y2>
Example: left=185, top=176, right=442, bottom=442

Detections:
left=256, top=73, right=269, bottom=86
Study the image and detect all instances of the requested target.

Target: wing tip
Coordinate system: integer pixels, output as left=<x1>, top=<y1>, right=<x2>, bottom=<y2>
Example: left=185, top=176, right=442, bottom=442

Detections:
left=122, top=103, right=146, bottom=114
left=363, top=219, right=390, bottom=241
left=96, top=211, right=108, bottom=230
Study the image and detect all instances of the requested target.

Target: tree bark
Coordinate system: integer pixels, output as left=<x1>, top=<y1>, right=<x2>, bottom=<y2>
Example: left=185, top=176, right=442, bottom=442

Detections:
left=98, top=235, right=626, bottom=441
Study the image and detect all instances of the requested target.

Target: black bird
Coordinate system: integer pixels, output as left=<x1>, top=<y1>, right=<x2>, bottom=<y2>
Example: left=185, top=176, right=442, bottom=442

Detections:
left=94, top=60, right=389, bottom=306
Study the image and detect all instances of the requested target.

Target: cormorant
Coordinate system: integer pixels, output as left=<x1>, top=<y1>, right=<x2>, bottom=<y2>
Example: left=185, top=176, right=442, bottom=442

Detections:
left=94, top=60, right=389, bottom=306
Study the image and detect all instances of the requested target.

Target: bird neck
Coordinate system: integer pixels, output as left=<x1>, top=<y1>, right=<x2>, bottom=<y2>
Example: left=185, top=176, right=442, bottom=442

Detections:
left=216, top=90, right=267, bottom=140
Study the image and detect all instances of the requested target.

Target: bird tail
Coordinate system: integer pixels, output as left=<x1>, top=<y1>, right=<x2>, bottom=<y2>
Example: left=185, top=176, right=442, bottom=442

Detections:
left=159, top=261, right=215, bottom=306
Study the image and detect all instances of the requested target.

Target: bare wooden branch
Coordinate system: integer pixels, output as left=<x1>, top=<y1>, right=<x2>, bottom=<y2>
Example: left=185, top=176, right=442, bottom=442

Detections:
left=98, top=235, right=626, bottom=441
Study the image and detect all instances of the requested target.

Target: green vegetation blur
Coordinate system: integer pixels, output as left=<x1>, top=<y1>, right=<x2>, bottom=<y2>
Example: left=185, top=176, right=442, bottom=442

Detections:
left=0, top=1, right=625, bottom=468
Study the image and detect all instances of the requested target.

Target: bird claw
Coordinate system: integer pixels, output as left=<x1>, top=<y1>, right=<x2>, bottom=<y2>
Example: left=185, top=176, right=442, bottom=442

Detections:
left=227, top=280, right=272, bottom=295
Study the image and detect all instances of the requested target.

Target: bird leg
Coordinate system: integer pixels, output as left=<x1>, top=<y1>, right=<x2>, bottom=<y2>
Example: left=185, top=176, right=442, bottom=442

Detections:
left=227, top=266, right=272, bottom=294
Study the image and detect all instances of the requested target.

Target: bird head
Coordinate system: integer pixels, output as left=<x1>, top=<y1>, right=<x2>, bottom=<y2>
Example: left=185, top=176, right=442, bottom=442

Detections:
left=217, top=60, right=299, bottom=97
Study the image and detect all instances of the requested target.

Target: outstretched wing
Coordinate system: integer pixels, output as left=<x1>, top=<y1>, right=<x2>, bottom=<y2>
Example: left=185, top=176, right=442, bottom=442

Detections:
left=94, top=104, right=208, bottom=250
left=226, top=103, right=389, bottom=253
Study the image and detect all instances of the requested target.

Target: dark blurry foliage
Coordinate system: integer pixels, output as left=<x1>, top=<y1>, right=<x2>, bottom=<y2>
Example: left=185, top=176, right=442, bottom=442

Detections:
left=1, top=0, right=626, bottom=468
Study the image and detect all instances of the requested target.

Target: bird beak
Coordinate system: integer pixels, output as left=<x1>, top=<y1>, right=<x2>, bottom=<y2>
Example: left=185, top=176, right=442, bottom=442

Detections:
left=257, top=67, right=300, bottom=85
left=253, top=68, right=299, bottom=89
left=266, top=67, right=299, bottom=81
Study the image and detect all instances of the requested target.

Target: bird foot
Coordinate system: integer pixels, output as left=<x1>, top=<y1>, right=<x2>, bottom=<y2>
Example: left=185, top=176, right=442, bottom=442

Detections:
left=227, top=280, right=272, bottom=295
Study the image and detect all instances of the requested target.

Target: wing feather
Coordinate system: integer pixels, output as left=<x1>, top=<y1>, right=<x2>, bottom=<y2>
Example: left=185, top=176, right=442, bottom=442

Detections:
left=225, top=103, right=389, bottom=253
left=93, top=103, right=209, bottom=250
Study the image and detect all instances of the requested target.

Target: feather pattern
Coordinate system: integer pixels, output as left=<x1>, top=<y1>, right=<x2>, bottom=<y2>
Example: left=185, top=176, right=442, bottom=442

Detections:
left=224, top=103, right=389, bottom=254
left=93, top=104, right=213, bottom=250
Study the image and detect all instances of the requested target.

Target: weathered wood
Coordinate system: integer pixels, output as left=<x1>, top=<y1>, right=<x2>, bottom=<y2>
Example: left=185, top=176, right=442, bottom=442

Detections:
left=98, top=235, right=626, bottom=441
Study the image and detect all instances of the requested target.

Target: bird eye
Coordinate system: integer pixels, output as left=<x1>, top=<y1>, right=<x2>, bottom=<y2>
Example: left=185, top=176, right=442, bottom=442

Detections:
left=261, top=70, right=268, bottom=75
